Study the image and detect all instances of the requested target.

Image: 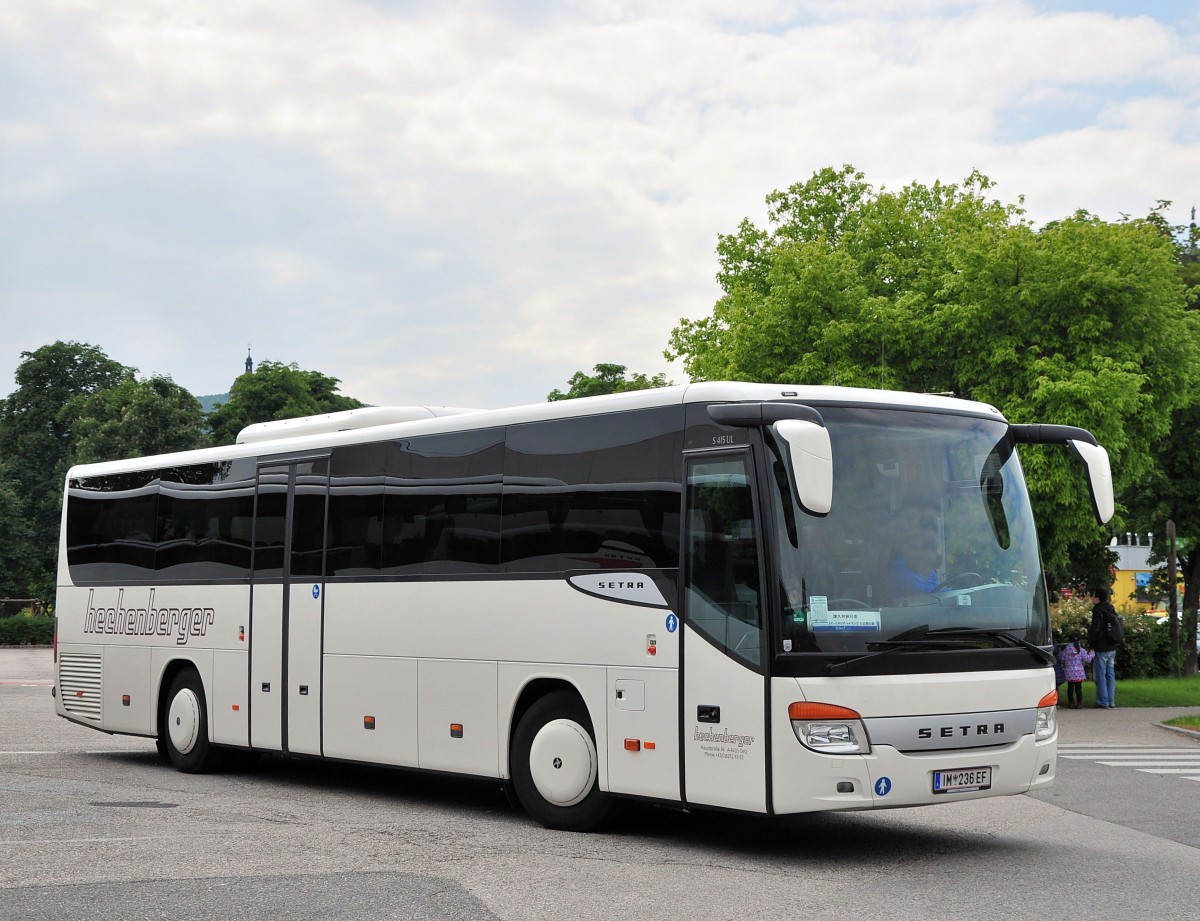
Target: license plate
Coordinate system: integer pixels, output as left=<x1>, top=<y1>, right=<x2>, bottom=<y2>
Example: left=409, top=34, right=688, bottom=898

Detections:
left=932, top=767, right=992, bottom=794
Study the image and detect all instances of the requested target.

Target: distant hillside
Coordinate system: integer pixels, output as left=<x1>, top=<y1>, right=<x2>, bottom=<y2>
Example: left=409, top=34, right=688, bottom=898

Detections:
left=197, top=393, right=229, bottom=414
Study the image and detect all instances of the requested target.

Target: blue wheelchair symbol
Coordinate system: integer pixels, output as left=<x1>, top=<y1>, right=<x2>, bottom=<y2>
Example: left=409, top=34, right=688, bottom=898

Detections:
left=312, top=584, right=320, bottom=600
left=874, top=776, right=892, bottom=797
left=665, top=613, right=678, bottom=634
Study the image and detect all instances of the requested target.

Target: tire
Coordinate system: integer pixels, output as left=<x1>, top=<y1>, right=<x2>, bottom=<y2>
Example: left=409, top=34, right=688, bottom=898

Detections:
left=161, top=669, right=218, bottom=773
left=511, top=691, right=612, bottom=832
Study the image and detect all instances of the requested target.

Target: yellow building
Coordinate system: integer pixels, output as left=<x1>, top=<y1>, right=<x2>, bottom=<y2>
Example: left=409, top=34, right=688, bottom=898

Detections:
left=1109, top=533, right=1157, bottom=613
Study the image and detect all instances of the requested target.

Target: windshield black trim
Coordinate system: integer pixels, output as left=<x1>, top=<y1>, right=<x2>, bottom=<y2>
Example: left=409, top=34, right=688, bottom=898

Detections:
left=772, top=647, right=1053, bottom=678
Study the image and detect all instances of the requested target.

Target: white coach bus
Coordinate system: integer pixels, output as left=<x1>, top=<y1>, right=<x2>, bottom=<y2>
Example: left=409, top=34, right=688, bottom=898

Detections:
left=53, top=382, right=1113, bottom=830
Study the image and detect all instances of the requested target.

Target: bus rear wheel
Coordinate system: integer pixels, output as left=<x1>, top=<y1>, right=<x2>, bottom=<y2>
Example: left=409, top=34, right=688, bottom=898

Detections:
left=511, top=691, right=612, bottom=831
left=161, top=669, right=217, bottom=773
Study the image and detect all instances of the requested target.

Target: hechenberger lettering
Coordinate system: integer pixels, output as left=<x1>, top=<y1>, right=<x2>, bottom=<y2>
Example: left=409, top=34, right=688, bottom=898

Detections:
left=693, top=726, right=755, bottom=748
left=83, top=588, right=215, bottom=646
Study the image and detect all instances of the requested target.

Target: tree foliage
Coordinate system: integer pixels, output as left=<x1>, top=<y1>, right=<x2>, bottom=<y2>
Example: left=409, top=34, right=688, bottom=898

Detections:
left=0, top=342, right=130, bottom=593
left=62, top=373, right=208, bottom=465
left=207, top=361, right=364, bottom=445
left=1124, top=214, right=1200, bottom=674
left=547, top=363, right=672, bottom=401
left=667, top=165, right=1199, bottom=581
left=0, top=344, right=362, bottom=601
left=0, top=459, right=35, bottom=598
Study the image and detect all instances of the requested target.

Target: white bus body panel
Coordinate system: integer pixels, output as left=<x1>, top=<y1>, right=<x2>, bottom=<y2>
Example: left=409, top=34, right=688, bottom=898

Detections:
left=769, top=671, right=1056, bottom=814
left=212, top=649, right=249, bottom=746
left=418, top=659, right=499, bottom=775
left=321, top=580, right=678, bottom=668
left=682, top=625, right=767, bottom=813
left=101, top=645, right=153, bottom=734
left=250, top=584, right=284, bottom=751
left=287, top=581, right=324, bottom=756
left=323, top=654, right=418, bottom=766
left=55, top=583, right=249, bottom=739
left=317, top=579, right=677, bottom=792
left=605, top=666, right=681, bottom=801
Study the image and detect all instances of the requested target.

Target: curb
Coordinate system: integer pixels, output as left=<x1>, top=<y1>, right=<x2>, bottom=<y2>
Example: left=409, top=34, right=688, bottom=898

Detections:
left=1159, top=722, right=1200, bottom=742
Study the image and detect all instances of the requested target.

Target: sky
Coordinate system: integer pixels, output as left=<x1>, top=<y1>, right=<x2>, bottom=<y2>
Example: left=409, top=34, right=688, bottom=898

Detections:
left=2, top=0, right=1198, bottom=411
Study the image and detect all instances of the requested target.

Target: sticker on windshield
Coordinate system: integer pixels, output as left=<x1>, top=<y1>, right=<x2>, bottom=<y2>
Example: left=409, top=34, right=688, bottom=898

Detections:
left=809, top=596, right=881, bottom=633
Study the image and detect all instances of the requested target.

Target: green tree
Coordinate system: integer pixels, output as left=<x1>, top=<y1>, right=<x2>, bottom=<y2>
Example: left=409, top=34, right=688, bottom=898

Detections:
left=1124, top=209, right=1200, bottom=674
left=0, top=460, right=35, bottom=598
left=0, top=342, right=130, bottom=595
left=667, top=166, right=1199, bottom=582
left=207, top=361, right=364, bottom=445
left=62, top=373, right=208, bottom=465
left=547, top=363, right=672, bottom=401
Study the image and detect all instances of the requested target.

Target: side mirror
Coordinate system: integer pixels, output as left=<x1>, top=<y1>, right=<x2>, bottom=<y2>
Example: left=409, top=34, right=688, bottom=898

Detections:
left=1010, top=423, right=1114, bottom=526
left=1069, top=440, right=1114, bottom=525
left=773, top=419, right=833, bottom=516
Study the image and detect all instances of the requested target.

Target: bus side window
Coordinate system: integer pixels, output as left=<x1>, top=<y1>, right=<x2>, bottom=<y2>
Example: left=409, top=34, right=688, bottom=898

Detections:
left=685, top=456, right=762, bottom=668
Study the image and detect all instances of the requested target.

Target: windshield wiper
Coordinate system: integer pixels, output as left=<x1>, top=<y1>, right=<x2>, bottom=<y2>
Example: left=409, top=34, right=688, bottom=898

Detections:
left=921, top=627, right=1055, bottom=666
left=824, top=626, right=1054, bottom=676
left=824, top=637, right=967, bottom=676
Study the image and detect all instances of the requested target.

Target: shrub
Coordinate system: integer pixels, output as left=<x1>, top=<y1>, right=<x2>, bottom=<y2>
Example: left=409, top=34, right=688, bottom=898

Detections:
left=1118, top=614, right=1172, bottom=678
left=1050, top=594, right=1092, bottom=645
left=0, top=613, right=55, bottom=646
left=1050, top=595, right=1172, bottom=678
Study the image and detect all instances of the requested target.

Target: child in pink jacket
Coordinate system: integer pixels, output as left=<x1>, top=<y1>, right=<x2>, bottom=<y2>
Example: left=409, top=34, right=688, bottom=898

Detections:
left=1058, top=636, right=1094, bottom=709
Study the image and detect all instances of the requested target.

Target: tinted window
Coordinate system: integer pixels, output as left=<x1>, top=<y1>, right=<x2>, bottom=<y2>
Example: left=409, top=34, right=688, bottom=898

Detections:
left=253, top=469, right=289, bottom=579
left=502, top=407, right=682, bottom=573
left=327, top=444, right=386, bottom=576
left=382, top=430, right=503, bottom=574
left=67, top=462, right=259, bottom=584
left=291, top=463, right=328, bottom=578
left=66, top=471, right=159, bottom=581
left=155, top=462, right=255, bottom=580
left=685, top=454, right=762, bottom=668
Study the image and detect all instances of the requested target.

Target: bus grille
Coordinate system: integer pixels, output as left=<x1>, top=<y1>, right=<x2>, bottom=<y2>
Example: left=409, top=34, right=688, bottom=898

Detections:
left=59, top=653, right=102, bottom=722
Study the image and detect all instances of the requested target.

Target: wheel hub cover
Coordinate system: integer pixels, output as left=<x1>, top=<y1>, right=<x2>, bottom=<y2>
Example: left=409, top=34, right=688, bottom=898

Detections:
left=528, top=718, right=597, bottom=807
left=167, top=688, right=201, bottom=755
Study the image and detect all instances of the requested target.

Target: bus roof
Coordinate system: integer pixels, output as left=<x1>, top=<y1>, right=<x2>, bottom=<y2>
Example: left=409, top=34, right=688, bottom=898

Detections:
left=64, top=381, right=1004, bottom=479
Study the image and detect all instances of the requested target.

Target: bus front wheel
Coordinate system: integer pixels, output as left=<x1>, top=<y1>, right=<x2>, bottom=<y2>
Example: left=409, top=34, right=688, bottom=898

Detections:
left=161, top=670, right=217, bottom=773
left=511, top=691, right=612, bottom=831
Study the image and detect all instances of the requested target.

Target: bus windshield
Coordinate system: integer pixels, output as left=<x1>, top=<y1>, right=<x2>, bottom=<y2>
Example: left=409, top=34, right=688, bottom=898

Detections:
left=771, top=406, right=1049, bottom=656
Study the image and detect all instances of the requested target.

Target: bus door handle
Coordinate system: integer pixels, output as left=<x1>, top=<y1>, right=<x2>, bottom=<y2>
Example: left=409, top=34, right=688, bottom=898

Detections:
left=697, top=705, right=721, bottom=723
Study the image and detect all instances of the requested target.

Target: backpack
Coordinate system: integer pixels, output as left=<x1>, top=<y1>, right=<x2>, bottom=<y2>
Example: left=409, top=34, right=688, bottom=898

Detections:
left=1104, top=610, right=1125, bottom=645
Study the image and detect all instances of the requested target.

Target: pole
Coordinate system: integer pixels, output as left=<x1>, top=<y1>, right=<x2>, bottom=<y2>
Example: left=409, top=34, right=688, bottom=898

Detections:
left=1168, top=519, right=1179, bottom=677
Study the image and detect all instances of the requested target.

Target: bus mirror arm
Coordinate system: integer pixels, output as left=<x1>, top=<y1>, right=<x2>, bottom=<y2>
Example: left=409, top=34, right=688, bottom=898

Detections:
left=772, top=419, right=833, bottom=517
left=707, top=402, right=833, bottom=516
left=1009, top=424, right=1114, bottom=526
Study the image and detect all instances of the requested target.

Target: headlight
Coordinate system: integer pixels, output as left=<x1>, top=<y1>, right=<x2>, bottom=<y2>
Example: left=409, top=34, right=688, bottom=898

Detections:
left=789, top=702, right=870, bottom=754
left=1035, top=689, right=1058, bottom=741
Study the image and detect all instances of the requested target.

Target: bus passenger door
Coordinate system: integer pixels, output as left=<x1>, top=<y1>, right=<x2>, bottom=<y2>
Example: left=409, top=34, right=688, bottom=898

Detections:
left=681, top=452, right=769, bottom=813
left=249, top=460, right=328, bottom=756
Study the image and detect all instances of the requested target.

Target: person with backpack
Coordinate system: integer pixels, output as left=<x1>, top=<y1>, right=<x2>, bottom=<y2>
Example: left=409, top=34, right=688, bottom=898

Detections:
left=1088, top=587, right=1124, bottom=708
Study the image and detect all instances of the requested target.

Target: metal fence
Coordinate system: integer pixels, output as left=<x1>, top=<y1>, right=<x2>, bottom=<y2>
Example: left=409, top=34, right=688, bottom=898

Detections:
left=0, top=599, right=42, bottom=618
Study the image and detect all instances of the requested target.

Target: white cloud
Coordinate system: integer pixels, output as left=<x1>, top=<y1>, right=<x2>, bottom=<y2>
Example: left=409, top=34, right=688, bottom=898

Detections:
left=0, top=0, right=1197, bottom=410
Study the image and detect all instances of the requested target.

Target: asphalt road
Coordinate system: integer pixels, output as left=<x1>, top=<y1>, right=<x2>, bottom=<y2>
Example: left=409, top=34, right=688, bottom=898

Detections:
left=3, top=646, right=1199, bottom=920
